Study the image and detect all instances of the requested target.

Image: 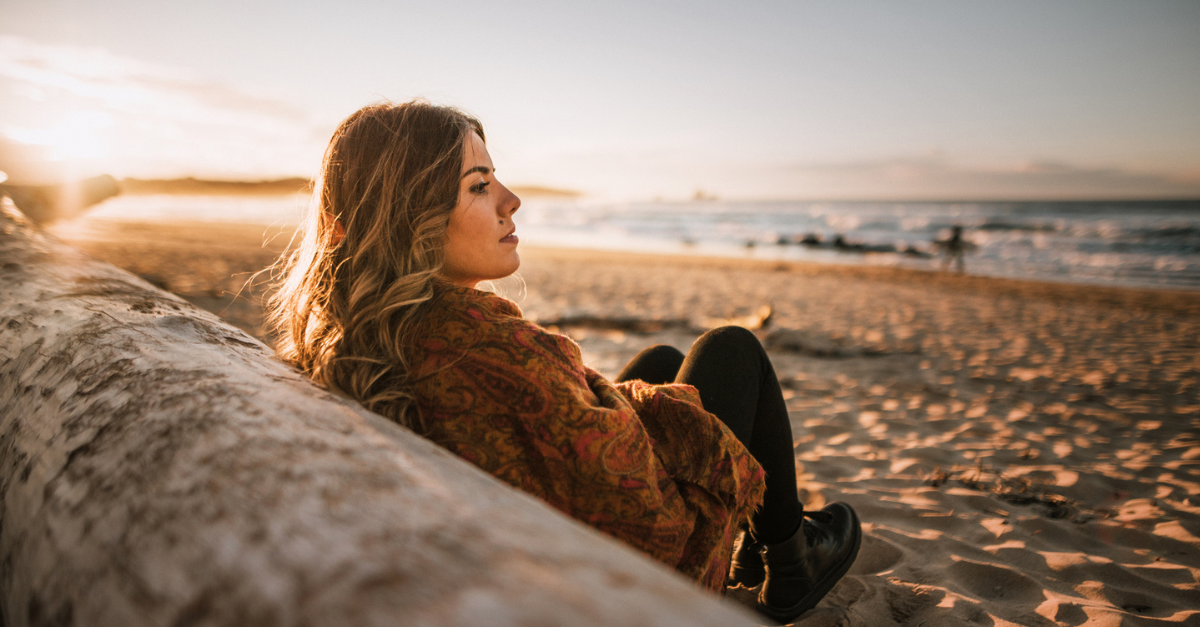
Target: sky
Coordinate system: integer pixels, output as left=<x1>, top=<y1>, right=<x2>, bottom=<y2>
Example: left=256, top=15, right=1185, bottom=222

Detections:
left=1, top=0, right=1198, bottom=200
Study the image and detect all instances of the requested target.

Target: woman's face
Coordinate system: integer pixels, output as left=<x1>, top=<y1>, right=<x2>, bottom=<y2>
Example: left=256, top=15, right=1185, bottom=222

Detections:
left=442, top=131, right=522, bottom=287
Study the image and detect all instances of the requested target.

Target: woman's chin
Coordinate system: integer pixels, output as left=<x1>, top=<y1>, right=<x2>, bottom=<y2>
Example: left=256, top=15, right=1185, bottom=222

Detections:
left=502, top=252, right=520, bottom=276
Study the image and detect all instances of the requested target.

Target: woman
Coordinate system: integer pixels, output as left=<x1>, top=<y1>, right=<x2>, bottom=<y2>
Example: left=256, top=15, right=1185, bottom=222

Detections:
left=270, top=101, right=860, bottom=623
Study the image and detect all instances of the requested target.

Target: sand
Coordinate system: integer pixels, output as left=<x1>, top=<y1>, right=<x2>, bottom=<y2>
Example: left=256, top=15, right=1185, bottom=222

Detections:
left=50, top=216, right=1200, bottom=626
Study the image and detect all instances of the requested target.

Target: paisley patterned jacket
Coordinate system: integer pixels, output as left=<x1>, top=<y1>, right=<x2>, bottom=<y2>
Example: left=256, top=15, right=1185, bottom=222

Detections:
left=407, top=285, right=765, bottom=592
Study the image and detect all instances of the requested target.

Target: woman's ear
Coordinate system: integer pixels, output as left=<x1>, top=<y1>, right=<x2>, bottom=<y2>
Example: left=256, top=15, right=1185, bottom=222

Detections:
left=330, top=218, right=345, bottom=246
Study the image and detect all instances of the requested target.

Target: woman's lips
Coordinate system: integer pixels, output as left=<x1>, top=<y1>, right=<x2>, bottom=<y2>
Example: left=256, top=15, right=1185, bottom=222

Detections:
left=500, top=232, right=519, bottom=244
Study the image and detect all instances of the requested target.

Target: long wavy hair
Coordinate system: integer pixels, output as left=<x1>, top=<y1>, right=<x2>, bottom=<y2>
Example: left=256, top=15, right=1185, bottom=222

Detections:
left=269, top=101, right=483, bottom=431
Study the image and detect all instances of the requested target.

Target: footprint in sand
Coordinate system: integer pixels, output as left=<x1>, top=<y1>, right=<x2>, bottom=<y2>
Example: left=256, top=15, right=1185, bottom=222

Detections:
left=1052, top=602, right=1089, bottom=626
left=947, top=557, right=1044, bottom=604
left=848, top=534, right=904, bottom=575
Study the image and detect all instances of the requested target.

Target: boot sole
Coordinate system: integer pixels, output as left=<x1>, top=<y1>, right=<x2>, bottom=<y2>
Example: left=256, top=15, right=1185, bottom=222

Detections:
left=757, top=506, right=863, bottom=624
left=726, top=565, right=765, bottom=589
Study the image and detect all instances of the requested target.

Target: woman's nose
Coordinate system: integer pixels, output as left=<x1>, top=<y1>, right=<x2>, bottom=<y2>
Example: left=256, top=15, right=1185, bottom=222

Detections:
left=504, top=186, right=520, bottom=216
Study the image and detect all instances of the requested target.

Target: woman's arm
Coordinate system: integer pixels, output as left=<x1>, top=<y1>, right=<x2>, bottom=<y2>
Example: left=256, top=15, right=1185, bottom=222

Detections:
left=597, top=373, right=763, bottom=513
left=409, top=291, right=762, bottom=570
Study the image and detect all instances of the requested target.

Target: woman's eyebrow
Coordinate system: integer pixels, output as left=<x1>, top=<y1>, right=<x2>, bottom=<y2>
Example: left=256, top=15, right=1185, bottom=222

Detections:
left=461, top=166, right=491, bottom=178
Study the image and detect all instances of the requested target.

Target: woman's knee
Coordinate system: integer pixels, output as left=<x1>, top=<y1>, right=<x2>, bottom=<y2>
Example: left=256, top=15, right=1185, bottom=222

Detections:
left=634, top=344, right=686, bottom=374
left=641, top=344, right=686, bottom=362
left=693, top=325, right=766, bottom=358
left=616, top=344, right=685, bottom=383
left=685, top=326, right=773, bottom=380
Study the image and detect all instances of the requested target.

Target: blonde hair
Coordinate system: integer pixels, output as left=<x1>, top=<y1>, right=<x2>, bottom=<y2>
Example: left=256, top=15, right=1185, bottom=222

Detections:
left=269, top=101, right=483, bottom=430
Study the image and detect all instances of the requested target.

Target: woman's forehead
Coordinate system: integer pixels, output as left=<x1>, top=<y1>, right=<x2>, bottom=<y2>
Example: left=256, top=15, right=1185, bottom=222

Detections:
left=462, top=132, right=492, bottom=171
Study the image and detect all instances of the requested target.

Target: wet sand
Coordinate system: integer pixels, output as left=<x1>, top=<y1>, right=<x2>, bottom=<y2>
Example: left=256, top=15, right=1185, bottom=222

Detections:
left=51, top=217, right=1200, bottom=626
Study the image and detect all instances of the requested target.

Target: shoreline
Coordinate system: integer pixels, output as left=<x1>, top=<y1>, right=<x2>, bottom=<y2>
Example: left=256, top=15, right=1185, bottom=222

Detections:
left=520, top=244, right=1200, bottom=313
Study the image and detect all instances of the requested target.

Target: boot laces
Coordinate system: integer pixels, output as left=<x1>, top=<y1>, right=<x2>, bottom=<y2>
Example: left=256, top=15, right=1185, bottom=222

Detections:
left=804, top=509, right=834, bottom=524
left=801, top=509, right=834, bottom=541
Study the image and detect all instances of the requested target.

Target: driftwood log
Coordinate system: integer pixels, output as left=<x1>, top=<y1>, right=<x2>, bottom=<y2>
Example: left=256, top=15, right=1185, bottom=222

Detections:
left=0, top=200, right=757, bottom=627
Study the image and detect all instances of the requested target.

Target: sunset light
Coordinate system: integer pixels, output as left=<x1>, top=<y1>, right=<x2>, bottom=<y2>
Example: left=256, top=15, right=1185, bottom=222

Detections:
left=6, top=110, right=113, bottom=163
left=2, top=4, right=1200, bottom=627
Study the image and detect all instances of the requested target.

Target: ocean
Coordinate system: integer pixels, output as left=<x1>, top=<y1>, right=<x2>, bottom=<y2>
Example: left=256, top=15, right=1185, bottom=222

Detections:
left=84, top=194, right=1200, bottom=291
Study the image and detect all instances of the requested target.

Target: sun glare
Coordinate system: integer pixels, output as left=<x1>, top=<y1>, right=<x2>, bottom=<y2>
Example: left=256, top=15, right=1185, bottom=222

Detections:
left=6, top=110, right=114, bottom=164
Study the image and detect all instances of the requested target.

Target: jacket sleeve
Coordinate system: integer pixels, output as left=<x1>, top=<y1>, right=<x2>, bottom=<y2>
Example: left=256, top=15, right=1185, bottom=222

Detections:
left=599, top=374, right=764, bottom=524
left=413, top=295, right=763, bottom=567
left=421, top=320, right=691, bottom=560
left=480, top=323, right=702, bottom=565
left=410, top=288, right=763, bottom=576
left=479, top=320, right=763, bottom=563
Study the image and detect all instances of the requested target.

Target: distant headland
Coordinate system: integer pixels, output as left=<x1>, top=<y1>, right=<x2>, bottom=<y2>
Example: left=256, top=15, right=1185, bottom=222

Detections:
left=119, top=177, right=313, bottom=195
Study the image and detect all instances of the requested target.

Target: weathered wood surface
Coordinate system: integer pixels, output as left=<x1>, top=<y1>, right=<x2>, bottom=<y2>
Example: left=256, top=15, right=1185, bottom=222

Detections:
left=0, top=200, right=757, bottom=627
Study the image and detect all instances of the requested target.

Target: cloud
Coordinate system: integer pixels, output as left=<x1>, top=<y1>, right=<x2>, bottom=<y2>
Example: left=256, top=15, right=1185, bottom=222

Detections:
left=516, top=148, right=1200, bottom=201
left=775, top=154, right=1200, bottom=200
left=0, top=36, right=329, bottom=182
left=0, top=36, right=311, bottom=123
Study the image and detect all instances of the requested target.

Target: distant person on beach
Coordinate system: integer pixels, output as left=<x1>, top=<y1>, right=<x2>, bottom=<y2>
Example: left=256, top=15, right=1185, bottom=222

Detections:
left=936, top=225, right=970, bottom=273
left=269, top=101, right=860, bottom=622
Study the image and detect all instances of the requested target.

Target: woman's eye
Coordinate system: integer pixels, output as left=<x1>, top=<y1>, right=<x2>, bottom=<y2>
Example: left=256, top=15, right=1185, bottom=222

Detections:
left=470, top=181, right=490, bottom=194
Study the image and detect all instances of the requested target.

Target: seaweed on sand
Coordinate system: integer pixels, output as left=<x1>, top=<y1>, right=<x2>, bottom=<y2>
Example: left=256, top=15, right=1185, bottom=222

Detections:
left=926, top=464, right=1084, bottom=521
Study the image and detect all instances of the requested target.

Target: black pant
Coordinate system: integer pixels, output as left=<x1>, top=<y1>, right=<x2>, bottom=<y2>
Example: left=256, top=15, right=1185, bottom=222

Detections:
left=615, top=326, right=802, bottom=544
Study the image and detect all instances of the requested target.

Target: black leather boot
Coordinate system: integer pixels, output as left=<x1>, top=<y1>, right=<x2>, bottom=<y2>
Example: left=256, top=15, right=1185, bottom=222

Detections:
left=757, top=502, right=862, bottom=624
left=726, top=529, right=765, bottom=588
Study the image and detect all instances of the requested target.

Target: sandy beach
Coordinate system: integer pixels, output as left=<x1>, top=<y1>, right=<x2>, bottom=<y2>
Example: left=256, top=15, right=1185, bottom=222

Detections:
left=50, top=216, right=1200, bottom=626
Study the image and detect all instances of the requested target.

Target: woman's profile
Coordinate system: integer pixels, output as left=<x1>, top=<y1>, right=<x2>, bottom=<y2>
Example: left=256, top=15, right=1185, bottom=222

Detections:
left=270, top=100, right=861, bottom=623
